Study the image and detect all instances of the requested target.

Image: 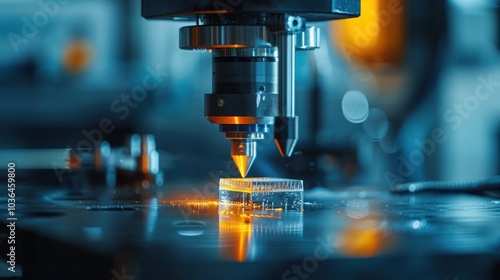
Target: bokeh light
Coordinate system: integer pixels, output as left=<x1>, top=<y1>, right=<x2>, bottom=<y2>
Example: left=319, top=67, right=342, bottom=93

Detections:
left=341, top=90, right=369, bottom=124
left=363, top=108, right=389, bottom=141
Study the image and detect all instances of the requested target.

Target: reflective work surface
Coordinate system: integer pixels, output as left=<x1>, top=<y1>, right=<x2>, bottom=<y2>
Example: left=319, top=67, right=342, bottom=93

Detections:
left=2, top=184, right=500, bottom=280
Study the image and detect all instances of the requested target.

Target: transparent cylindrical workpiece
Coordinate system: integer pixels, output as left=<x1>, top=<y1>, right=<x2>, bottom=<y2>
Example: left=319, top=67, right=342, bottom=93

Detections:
left=219, top=177, right=303, bottom=211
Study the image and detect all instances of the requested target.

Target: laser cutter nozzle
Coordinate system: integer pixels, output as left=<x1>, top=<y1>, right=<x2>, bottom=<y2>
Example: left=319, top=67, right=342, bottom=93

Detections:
left=231, top=139, right=257, bottom=178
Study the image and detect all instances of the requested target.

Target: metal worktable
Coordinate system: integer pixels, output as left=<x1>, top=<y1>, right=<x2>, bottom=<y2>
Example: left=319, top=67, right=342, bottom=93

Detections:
left=1, top=179, right=500, bottom=280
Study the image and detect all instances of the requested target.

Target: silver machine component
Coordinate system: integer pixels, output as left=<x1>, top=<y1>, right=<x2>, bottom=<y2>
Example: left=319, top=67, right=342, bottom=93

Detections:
left=0, top=149, right=80, bottom=170
left=142, top=0, right=360, bottom=177
left=116, top=134, right=162, bottom=187
left=123, top=134, right=159, bottom=175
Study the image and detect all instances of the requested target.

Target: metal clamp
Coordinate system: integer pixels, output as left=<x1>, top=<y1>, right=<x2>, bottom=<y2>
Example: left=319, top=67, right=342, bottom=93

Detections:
left=296, top=26, right=320, bottom=50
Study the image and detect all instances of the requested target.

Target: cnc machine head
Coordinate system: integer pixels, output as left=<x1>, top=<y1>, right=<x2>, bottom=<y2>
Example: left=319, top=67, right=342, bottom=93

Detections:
left=142, top=0, right=360, bottom=177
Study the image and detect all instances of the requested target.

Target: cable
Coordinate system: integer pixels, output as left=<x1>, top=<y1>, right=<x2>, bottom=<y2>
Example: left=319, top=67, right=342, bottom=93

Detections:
left=391, top=176, right=500, bottom=194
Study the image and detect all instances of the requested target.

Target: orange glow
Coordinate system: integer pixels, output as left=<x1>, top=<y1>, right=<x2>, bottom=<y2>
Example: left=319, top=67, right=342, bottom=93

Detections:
left=219, top=207, right=252, bottom=262
left=184, top=200, right=219, bottom=207
left=233, top=116, right=244, bottom=125
left=211, top=44, right=251, bottom=49
left=63, top=40, right=92, bottom=73
left=337, top=218, right=390, bottom=257
left=171, top=200, right=220, bottom=218
left=219, top=204, right=286, bottom=261
left=67, top=150, right=81, bottom=169
left=330, top=0, right=406, bottom=65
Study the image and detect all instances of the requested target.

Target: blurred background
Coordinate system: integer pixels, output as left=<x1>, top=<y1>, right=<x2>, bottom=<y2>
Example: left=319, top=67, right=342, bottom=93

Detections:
left=0, top=0, right=499, bottom=190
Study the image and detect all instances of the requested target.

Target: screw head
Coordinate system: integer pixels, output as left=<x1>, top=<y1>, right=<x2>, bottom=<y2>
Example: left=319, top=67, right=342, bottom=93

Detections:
left=217, top=98, right=225, bottom=107
left=238, top=144, right=246, bottom=153
left=287, top=16, right=304, bottom=32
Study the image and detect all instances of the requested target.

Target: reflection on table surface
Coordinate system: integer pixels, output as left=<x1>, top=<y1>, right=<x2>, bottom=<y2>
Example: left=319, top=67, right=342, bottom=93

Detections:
left=5, top=185, right=500, bottom=279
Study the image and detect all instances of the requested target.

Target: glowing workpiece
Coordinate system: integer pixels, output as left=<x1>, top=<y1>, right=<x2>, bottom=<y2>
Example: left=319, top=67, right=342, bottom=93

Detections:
left=219, top=178, right=303, bottom=211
